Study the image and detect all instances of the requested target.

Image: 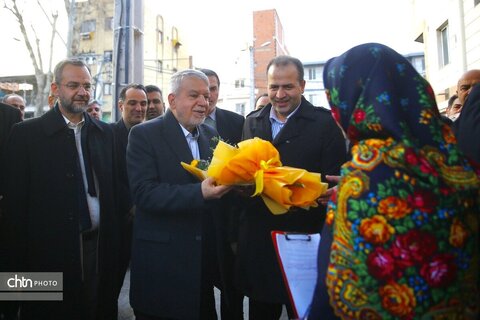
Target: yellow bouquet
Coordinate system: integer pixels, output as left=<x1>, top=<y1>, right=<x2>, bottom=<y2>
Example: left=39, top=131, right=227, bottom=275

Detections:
left=181, top=137, right=328, bottom=214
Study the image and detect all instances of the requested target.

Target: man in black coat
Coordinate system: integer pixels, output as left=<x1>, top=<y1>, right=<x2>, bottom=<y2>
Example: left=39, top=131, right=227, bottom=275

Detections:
left=110, top=83, right=147, bottom=295
left=0, top=103, right=22, bottom=320
left=200, top=68, right=245, bottom=319
left=456, top=82, right=480, bottom=163
left=127, top=69, right=232, bottom=319
left=2, top=59, right=121, bottom=320
left=237, top=55, right=347, bottom=319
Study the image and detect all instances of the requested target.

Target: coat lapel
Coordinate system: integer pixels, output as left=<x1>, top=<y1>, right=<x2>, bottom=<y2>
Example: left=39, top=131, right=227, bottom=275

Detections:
left=42, top=106, right=69, bottom=136
left=248, top=106, right=273, bottom=141
left=162, top=110, right=196, bottom=163
left=197, top=124, right=216, bottom=160
left=273, top=97, right=316, bottom=145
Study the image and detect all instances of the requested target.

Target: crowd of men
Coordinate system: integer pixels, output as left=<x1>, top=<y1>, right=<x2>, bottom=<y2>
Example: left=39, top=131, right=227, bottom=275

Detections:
left=0, top=55, right=478, bottom=320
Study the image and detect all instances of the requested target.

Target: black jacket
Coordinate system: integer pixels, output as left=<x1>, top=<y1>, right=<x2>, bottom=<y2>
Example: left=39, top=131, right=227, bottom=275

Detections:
left=237, top=97, right=347, bottom=303
left=2, top=106, right=121, bottom=319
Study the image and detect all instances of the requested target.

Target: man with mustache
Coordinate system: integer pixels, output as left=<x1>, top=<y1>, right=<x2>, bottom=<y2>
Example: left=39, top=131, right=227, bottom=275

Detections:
left=2, top=58, right=122, bottom=320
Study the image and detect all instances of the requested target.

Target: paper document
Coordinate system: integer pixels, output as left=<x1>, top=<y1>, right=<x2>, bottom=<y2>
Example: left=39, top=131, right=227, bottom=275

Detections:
left=271, top=231, right=321, bottom=319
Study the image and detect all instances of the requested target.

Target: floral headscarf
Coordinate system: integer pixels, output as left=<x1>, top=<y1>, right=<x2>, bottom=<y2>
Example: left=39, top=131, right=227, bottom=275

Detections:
left=322, top=43, right=479, bottom=319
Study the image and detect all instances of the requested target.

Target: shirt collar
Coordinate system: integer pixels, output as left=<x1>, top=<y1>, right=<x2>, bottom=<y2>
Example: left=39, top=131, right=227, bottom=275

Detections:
left=269, top=103, right=301, bottom=124
left=180, top=124, right=199, bottom=138
left=62, top=113, right=85, bottom=129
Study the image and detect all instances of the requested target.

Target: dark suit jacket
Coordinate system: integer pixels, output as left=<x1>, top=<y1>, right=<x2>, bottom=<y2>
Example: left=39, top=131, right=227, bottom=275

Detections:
left=2, top=107, right=121, bottom=320
left=210, top=107, right=245, bottom=314
left=237, top=97, right=347, bottom=303
left=0, top=102, right=21, bottom=160
left=127, top=110, right=224, bottom=319
left=111, top=118, right=132, bottom=213
left=214, top=107, right=245, bottom=145
left=110, top=119, right=134, bottom=292
left=456, top=83, right=480, bottom=163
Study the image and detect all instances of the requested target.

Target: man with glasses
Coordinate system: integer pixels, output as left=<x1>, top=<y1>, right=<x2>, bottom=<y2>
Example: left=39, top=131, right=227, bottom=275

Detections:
left=2, top=58, right=122, bottom=320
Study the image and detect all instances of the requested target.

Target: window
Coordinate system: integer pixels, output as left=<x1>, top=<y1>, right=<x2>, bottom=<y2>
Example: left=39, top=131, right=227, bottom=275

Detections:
left=158, top=30, right=163, bottom=43
left=235, top=103, right=245, bottom=115
left=104, top=83, right=112, bottom=96
left=410, top=56, right=425, bottom=77
left=81, top=19, right=96, bottom=33
left=235, top=79, right=245, bottom=88
left=438, top=22, right=449, bottom=67
left=104, top=50, right=113, bottom=63
left=308, top=68, right=316, bottom=80
left=104, top=17, right=113, bottom=31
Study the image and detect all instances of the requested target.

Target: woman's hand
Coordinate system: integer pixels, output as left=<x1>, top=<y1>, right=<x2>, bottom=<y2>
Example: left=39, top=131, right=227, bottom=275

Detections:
left=317, top=175, right=340, bottom=206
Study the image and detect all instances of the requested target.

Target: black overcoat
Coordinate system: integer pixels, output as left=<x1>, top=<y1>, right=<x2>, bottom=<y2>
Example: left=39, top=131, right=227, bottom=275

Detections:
left=2, top=107, right=121, bottom=320
left=237, top=97, right=347, bottom=303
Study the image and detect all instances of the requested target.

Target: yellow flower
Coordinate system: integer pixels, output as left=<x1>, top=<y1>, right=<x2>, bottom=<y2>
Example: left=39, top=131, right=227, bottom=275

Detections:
left=207, top=138, right=281, bottom=185
left=379, top=282, right=416, bottom=317
left=378, top=196, right=412, bottom=219
left=205, top=138, right=327, bottom=214
left=359, top=215, right=395, bottom=244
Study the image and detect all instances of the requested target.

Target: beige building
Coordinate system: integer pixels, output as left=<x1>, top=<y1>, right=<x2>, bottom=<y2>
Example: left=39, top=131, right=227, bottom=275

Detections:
left=412, top=0, right=480, bottom=111
left=74, top=0, right=191, bottom=121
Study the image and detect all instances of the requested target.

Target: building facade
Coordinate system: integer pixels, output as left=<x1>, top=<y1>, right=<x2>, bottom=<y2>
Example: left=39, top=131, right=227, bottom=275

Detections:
left=73, top=0, right=191, bottom=121
left=412, top=0, right=480, bottom=111
left=223, top=9, right=289, bottom=115
left=303, top=52, right=425, bottom=110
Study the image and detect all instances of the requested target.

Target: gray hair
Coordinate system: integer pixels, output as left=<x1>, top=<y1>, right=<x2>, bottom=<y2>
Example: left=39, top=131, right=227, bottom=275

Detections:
left=53, top=58, right=91, bottom=84
left=170, top=69, right=209, bottom=95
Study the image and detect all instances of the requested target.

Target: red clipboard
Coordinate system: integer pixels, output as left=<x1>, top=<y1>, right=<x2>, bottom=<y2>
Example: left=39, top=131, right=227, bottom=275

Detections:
left=271, top=231, right=321, bottom=320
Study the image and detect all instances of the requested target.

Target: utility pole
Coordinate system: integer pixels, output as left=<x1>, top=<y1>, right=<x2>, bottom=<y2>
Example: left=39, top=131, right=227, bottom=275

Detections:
left=66, top=0, right=75, bottom=57
left=112, top=0, right=144, bottom=122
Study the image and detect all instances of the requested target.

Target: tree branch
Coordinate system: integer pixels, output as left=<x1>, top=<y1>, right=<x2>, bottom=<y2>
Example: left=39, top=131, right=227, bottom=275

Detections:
left=31, top=25, right=44, bottom=72
left=5, top=0, right=42, bottom=74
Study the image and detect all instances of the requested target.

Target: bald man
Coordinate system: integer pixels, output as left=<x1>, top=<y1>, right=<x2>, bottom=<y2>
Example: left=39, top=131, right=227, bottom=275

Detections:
left=2, top=94, right=26, bottom=120
left=457, top=69, right=480, bottom=105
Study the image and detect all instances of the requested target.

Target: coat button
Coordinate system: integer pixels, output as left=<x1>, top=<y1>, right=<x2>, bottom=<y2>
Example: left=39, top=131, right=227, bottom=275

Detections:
left=66, top=172, right=74, bottom=178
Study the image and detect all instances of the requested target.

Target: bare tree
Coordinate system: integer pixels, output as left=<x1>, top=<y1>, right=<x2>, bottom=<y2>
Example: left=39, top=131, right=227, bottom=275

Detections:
left=3, top=0, right=61, bottom=116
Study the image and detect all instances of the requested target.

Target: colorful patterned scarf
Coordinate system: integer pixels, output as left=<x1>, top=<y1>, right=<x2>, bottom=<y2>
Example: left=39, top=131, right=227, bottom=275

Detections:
left=323, top=43, right=479, bottom=319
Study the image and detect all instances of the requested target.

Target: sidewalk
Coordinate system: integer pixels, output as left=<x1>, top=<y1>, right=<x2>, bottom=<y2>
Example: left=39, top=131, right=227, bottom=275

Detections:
left=117, top=269, right=288, bottom=320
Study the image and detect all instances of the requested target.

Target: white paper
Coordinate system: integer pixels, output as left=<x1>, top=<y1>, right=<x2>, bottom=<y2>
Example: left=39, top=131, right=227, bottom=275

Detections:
left=274, top=232, right=321, bottom=319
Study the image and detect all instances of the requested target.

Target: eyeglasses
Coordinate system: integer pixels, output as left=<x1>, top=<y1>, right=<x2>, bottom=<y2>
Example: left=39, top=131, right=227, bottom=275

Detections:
left=60, top=82, right=93, bottom=92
